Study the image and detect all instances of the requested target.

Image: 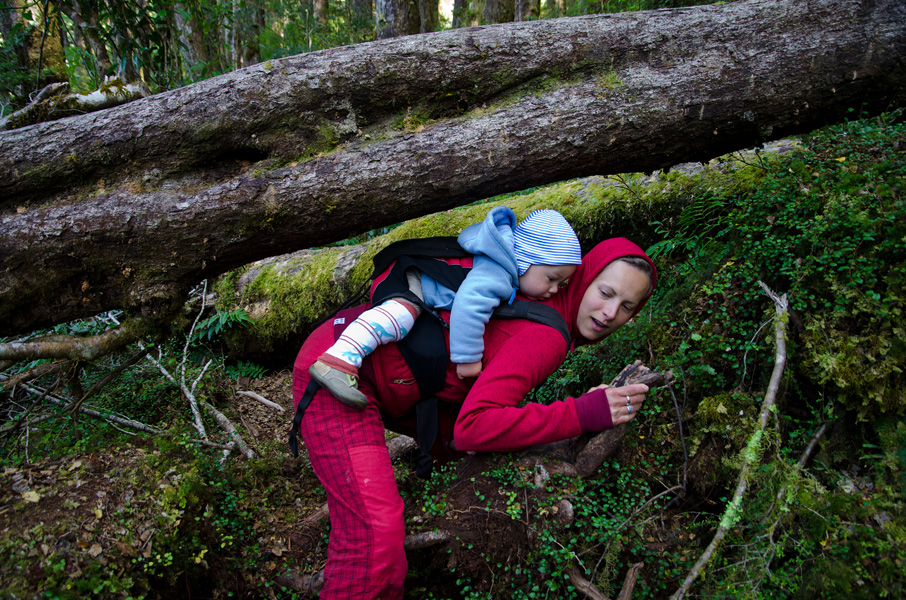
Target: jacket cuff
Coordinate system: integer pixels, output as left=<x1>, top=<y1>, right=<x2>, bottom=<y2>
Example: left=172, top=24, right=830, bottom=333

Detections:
left=574, top=388, right=613, bottom=432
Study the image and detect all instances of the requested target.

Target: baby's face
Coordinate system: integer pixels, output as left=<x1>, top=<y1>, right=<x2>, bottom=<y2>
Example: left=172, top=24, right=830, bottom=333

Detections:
left=518, top=264, right=578, bottom=301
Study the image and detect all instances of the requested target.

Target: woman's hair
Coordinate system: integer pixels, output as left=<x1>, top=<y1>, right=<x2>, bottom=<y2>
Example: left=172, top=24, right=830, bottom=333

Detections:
left=616, top=256, right=655, bottom=295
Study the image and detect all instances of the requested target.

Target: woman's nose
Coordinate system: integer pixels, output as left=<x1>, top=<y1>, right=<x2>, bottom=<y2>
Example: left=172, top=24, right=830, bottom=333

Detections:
left=601, top=299, right=619, bottom=321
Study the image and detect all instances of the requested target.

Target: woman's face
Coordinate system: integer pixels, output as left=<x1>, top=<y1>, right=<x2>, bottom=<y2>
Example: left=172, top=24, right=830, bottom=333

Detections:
left=576, top=260, right=652, bottom=342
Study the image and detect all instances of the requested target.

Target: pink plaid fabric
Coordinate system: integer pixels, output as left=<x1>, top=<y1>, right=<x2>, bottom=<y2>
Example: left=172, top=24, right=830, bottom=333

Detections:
left=293, top=318, right=407, bottom=599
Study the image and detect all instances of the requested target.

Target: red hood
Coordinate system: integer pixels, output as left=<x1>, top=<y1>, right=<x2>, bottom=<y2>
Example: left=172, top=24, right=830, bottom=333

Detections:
left=546, top=237, right=657, bottom=345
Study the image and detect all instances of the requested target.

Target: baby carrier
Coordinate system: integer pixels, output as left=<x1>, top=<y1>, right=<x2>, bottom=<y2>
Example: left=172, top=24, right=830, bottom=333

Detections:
left=289, top=236, right=571, bottom=478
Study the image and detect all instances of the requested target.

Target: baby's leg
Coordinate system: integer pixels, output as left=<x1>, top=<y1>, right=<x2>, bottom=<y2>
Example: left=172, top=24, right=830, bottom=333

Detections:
left=312, top=299, right=419, bottom=408
left=323, top=298, right=420, bottom=370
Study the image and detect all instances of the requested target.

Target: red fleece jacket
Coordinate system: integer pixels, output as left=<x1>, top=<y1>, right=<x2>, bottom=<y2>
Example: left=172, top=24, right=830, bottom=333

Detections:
left=365, top=237, right=657, bottom=453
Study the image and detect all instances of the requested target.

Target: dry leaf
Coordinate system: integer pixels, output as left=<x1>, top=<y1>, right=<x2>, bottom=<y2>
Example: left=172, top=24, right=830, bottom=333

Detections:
left=21, top=490, right=40, bottom=503
left=88, top=544, right=103, bottom=557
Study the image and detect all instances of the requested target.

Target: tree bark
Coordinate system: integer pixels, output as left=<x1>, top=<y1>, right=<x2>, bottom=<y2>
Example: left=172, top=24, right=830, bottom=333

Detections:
left=1, top=0, right=905, bottom=335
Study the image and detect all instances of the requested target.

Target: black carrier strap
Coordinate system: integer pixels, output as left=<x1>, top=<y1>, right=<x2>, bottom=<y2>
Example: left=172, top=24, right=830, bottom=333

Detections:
left=288, top=379, right=319, bottom=458
left=415, top=397, right=439, bottom=479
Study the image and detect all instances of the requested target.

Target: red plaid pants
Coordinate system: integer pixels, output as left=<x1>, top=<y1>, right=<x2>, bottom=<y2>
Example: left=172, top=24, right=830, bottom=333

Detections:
left=292, top=316, right=407, bottom=599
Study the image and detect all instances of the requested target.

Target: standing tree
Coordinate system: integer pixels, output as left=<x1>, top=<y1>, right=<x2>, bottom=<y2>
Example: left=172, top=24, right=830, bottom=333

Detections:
left=483, top=0, right=515, bottom=24
left=1, top=0, right=67, bottom=107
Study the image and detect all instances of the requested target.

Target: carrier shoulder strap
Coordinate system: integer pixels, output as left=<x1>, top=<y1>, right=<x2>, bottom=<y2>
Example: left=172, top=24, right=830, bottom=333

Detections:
left=371, top=236, right=467, bottom=279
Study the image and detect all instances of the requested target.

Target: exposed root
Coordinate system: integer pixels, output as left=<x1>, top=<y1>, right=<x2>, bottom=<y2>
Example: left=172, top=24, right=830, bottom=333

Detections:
left=405, top=530, right=452, bottom=550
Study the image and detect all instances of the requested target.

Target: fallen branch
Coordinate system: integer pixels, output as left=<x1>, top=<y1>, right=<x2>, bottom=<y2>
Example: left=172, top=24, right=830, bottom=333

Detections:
left=201, top=401, right=255, bottom=459
left=237, top=390, right=284, bottom=412
left=0, top=79, right=149, bottom=130
left=404, top=530, right=453, bottom=550
left=0, top=359, right=73, bottom=392
left=669, top=282, right=789, bottom=600
left=0, top=323, right=141, bottom=362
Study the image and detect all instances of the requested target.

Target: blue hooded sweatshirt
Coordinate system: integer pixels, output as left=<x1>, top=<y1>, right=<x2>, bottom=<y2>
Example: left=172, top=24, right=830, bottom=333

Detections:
left=420, top=206, right=519, bottom=364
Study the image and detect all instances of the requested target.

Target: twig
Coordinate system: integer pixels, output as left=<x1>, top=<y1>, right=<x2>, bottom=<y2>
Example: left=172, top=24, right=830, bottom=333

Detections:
left=14, top=381, right=163, bottom=434
left=237, top=390, right=285, bottom=412
left=666, top=381, right=689, bottom=491
left=2, top=377, right=236, bottom=450
left=144, top=348, right=209, bottom=438
left=669, top=282, right=788, bottom=600
left=761, top=422, right=828, bottom=525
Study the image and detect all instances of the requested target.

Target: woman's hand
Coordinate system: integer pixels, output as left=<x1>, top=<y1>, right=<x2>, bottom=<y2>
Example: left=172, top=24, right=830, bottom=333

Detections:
left=586, top=383, right=650, bottom=425
left=456, top=361, right=483, bottom=379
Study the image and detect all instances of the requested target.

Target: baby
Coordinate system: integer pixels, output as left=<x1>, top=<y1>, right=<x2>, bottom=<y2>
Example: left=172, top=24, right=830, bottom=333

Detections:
left=309, top=207, right=582, bottom=408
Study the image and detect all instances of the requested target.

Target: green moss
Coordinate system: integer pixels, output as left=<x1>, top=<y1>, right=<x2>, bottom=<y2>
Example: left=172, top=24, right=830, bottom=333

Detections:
left=594, top=69, right=625, bottom=97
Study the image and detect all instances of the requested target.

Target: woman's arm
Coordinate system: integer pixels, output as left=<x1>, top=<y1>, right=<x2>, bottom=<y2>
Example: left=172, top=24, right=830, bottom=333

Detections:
left=452, top=320, right=578, bottom=452
left=453, top=320, right=649, bottom=452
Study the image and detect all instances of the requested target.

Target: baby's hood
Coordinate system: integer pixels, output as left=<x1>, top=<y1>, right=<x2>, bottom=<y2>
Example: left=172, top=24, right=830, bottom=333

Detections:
left=457, top=206, right=519, bottom=281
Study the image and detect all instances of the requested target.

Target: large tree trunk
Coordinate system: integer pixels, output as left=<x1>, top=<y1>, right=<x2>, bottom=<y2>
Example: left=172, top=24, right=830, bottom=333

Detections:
left=1, top=0, right=905, bottom=335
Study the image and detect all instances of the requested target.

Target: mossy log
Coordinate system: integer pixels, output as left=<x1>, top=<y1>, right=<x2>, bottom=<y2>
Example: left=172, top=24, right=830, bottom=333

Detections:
left=1, top=0, right=905, bottom=335
left=0, top=80, right=150, bottom=131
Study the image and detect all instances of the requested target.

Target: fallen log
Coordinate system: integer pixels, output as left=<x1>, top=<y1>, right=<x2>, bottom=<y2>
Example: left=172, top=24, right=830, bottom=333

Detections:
left=2, top=0, right=904, bottom=335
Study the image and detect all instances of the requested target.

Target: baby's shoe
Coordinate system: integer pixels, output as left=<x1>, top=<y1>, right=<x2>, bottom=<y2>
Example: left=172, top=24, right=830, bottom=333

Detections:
left=309, top=360, right=368, bottom=409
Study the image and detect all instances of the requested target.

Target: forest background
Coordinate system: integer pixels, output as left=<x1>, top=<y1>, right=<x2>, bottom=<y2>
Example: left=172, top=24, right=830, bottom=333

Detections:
left=1, top=0, right=905, bottom=599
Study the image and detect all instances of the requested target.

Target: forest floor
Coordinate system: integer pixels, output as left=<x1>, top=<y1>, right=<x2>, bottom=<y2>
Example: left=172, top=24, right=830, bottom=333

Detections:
left=0, top=369, right=555, bottom=599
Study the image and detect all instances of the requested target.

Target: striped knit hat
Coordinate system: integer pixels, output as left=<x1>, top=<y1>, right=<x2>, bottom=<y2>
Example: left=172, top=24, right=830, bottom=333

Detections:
left=513, top=210, right=582, bottom=275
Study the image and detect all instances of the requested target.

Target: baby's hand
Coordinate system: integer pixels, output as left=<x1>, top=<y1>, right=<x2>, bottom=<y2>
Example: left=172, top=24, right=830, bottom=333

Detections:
left=456, top=361, right=483, bottom=379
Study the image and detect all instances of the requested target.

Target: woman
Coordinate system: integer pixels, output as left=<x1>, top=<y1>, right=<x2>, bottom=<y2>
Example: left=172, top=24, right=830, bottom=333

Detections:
left=291, top=236, right=656, bottom=598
